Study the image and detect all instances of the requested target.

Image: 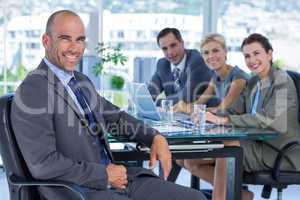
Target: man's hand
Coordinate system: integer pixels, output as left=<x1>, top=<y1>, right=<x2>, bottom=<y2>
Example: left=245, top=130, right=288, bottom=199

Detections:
left=149, top=134, right=172, bottom=180
left=106, top=164, right=128, bottom=189
left=207, top=106, right=218, bottom=114
left=173, top=100, right=192, bottom=114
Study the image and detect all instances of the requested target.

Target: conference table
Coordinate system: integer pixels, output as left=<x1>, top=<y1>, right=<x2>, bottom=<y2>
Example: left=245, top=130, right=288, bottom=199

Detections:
left=109, top=120, right=278, bottom=200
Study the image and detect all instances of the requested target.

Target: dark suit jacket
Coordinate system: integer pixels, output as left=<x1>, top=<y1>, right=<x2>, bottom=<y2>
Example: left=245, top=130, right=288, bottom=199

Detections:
left=11, top=61, right=158, bottom=199
left=147, top=49, right=212, bottom=104
left=227, top=68, right=300, bottom=170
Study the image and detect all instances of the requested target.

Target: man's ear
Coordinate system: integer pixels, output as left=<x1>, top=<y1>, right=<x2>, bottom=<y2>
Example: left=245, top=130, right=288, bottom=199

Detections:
left=42, top=33, right=50, bottom=48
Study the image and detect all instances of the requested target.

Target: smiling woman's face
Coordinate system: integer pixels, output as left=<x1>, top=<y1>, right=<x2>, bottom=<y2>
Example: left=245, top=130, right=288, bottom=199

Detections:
left=242, top=42, right=272, bottom=77
left=201, top=41, right=227, bottom=71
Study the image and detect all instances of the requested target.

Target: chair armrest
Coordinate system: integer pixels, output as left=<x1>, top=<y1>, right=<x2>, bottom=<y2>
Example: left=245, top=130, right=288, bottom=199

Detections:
left=272, top=141, right=300, bottom=180
left=8, top=174, right=88, bottom=200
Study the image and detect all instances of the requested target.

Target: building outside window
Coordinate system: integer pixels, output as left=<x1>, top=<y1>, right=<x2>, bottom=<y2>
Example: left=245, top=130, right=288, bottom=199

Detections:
left=2, top=0, right=300, bottom=96
left=218, top=0, right=300, bottom=72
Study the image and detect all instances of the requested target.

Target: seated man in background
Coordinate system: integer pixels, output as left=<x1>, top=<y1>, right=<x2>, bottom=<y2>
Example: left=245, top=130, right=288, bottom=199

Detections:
left=11, top=10, right=207, bottom=200
left=147, top=27, right=213, bottom=105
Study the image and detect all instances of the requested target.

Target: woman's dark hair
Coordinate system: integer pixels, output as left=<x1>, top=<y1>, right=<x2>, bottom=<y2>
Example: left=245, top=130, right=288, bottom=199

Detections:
left=241, top=33, right=273, bottom=65
left=241, top=33, right=273, bottom=53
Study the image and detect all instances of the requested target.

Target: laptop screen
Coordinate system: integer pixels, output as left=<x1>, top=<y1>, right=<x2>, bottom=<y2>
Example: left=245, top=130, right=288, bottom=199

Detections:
left=130, top=82, right=161, bottom=120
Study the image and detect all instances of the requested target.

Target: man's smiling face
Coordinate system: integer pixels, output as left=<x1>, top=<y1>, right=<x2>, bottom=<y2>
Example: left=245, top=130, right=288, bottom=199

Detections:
left=42, top=13, right=86, bottom=72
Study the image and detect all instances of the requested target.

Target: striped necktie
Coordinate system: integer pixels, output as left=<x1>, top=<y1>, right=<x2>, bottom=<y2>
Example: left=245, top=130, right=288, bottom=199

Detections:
left=172, top=67, right=181, bottom=91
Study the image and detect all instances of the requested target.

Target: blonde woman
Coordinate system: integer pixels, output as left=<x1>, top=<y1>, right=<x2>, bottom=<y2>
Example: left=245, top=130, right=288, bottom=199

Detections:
left=173, top=33, right=248, bottom=114
left=175, top=34, right=248, bottom=199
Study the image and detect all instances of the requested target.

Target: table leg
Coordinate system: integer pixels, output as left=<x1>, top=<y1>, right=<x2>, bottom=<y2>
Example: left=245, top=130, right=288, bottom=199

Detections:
left=226, top=147, right=243, bottom=200
left=167, top=160, right=182, bottom=182
left=190, top=175, right=200, bottom=190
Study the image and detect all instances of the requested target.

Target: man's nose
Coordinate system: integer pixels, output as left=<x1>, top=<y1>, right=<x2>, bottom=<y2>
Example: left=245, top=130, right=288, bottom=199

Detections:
left=167, top=48, right=174, bottom=57
left=249, top=56, right=256, bottom=64
left=67, top=41, right=81, bottom=52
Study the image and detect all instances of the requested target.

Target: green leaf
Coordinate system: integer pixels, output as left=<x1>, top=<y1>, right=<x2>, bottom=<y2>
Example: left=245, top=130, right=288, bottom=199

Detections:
left=93, top=42, right=128, bottom=92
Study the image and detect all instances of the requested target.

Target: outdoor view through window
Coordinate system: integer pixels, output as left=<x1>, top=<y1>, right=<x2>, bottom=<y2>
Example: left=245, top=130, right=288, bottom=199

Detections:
left=1, top=0, right=300, bottom=95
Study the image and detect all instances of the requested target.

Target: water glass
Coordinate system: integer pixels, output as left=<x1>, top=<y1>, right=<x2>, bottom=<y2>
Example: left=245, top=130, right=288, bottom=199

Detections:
left=193, top=104, right=206, bottom=132
left=161, top=99, right=174, bottom=122
left=127, top=99, right=137, bottom=116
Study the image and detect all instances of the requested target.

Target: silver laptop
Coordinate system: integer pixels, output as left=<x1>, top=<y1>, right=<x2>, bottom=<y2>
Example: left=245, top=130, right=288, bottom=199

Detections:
left=130, top=82, right=190, bottom=121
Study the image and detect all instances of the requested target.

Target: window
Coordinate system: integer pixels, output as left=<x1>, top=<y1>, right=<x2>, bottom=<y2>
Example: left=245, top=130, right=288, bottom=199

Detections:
left=9, top=31, right=15, bottom=38
left=117, top=31, right=124, bottom=39
left=0, top=0, right=97, bottom=95
left=136, top=30, right=146, bottom=39
left=25, top=42, right=40, bottom=49
left=102, top=0, right=204, bottom=81
left=1, top=0, right=205, bottom=94
left=25, top=30, right=41, bottom=38
left=151, top=31, right=159, bottom=39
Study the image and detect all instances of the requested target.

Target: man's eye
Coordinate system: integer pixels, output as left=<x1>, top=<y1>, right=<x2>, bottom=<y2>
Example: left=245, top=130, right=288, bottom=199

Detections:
left=59, top=36, right=70, bottom=41
left=170, top=44, right=177, bottom=48
left=60, top=38, right=69, bottom=41
left=78, top=38, right=86, bottom=43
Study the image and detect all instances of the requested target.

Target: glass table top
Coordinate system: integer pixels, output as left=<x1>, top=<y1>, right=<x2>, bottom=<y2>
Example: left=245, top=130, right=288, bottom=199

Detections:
left=109, top=118, right=279, bottom=143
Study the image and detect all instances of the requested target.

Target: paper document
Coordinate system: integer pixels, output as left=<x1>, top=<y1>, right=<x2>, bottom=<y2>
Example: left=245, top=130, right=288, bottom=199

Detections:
left=152, top=124, right=193, bottom=133
left=169, top=143, right=224, bottom=150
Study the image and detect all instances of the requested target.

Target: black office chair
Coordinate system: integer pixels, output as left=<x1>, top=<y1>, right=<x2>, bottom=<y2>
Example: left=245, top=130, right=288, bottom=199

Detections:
left=243, top=70, right=300, bottom=200
left=0, top=94, right=87, bottom=200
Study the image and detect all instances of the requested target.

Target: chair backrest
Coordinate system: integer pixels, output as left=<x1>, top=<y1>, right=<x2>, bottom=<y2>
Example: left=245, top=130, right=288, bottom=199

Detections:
left=0, top=94, right=40, bottom=200
left=287, top=70, right=300, bottom=122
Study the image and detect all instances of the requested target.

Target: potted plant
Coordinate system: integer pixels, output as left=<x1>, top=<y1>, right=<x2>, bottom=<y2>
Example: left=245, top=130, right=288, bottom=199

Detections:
left=93, top=42, right=128, bottom=90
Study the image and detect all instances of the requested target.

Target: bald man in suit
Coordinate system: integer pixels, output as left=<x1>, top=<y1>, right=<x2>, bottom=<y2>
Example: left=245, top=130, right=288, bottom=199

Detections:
left=11, top=10, right=207, bottom=200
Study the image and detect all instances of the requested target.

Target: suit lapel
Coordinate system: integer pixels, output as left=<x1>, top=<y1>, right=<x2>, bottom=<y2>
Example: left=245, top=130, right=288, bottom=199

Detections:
left=179, top=50, right=188, bottom=86
left=261, top=77, right=275, bottom=109
left=248, top=69, right=275, bottom=112
left=38, top=61, right=114, bottom=162
left=247, top=77, right=259, bottom=112
left=164, top=64, right=177, bottom=93
left=74, top=74, right=114, bottom=161
left=258, top=68, right=276, bottom=109
left=38, top=61, right=85, bottom=120
left=89, top=97, right=114, bottom=161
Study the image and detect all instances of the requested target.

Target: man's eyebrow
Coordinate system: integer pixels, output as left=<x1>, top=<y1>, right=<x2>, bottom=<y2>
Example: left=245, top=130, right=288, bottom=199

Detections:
left=57, top=34, right=71, bottom=39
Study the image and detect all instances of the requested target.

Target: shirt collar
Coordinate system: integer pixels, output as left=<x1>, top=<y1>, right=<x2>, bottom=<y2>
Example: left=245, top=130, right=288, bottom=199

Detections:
left=43, top=58, right=74, bottom=86
left=171, top=53, right=187, bottom=71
